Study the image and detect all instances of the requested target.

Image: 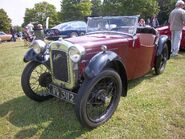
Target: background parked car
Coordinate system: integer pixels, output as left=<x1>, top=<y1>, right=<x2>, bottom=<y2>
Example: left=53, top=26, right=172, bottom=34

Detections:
left=45, top=21, right=87, bottom=40
left=157, top=25, right=185, bottom=49
left=0, top=31, right=12, bottom=42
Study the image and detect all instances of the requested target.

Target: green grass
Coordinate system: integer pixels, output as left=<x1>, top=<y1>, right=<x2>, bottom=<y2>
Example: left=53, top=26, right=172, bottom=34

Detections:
left=0, top=41, right=185, bottom=139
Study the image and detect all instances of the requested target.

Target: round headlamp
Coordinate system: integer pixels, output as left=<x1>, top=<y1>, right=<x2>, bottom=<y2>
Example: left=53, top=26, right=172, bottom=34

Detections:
left=31, top=40, right=46, bottom=54
left=69, top=46, right=85, bottom=63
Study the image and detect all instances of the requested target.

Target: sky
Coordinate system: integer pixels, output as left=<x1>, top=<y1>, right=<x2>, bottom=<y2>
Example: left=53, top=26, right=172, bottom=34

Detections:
left=0, top=0, right=61, bottom=26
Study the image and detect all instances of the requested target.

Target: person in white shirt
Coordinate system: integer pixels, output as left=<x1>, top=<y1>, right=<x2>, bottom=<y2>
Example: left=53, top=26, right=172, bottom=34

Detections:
left=169, top=0, right=185, bottom=56
left=26, top=22, right=34, bottom=33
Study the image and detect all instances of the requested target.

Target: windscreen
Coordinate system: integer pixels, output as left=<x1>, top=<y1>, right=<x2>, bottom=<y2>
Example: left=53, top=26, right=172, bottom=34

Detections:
left=87, top=16, right=139, bottom=35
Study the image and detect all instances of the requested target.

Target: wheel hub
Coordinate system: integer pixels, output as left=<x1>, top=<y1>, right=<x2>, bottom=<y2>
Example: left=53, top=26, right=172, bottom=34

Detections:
left=38, top=72, right=52, bottom=87
left=92, top=89, right=108, bottom=106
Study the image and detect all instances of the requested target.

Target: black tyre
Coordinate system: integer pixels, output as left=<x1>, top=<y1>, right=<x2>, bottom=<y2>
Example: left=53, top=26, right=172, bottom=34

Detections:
left=21, top=61, right=53, bottom=102
left=155, top=43, right=168, bottom=75
left=75, top=69, right=122, bottom=129
left=70, top=32, right=78, bottom=38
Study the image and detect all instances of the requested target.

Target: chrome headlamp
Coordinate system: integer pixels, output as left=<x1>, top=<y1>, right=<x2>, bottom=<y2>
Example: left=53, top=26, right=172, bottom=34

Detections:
left=68, top=45, right=85, bottom=63
left=31, top=40, right=46, bottom=54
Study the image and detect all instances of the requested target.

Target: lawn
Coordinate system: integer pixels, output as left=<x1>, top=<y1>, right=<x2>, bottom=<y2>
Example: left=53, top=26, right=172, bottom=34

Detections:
left=0, top=41, right=185, bottom=139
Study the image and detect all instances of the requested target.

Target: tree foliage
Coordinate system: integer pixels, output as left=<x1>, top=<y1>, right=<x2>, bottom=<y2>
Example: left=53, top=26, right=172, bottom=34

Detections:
left=14, top=26, right=22, bottom=32
left=21, top=0, right=177, bottom=28
left=157, top=0, right=176, bottom=24
left=0, top=9, right=11, bottom=32
left=23, top=2, right=58, bottom=28
left=60, top=0, right=92, bottom=22
left=102, top=0, right=159, bottom=18
left=91, top=0, right=102, bottom=16
left=101, top=0, right=122, bottom=16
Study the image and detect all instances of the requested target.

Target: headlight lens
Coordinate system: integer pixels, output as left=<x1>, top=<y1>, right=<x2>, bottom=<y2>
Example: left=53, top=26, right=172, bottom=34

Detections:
left=69, top=47, right=81, bottom=63
left=31, top=40, right=46, bottom=54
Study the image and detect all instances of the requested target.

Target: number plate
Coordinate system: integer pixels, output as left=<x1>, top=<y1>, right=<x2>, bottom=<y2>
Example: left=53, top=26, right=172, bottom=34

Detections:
left=49, top=84, right=77, bottom=104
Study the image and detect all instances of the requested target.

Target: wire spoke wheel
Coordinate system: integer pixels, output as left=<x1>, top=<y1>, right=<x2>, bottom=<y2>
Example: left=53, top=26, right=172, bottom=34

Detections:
left=21, top=61, right=53, bottom=101
left=86, top=77, right=117, bottom=122
left=75, top=69, right=122, bottom=128
left=29, top=64, right=50, bottom=96
left=30, top=64, right=50, bottom=95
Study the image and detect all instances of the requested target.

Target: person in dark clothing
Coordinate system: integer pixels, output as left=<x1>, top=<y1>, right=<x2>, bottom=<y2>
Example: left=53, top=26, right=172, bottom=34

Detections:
left=10, top=27, right=16, bottom=42
left=151, top=15, right=159, bottom=28
left=33, top=24, right=45, bottom=41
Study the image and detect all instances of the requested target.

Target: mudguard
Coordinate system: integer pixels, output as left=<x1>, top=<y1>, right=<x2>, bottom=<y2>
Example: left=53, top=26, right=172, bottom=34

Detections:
left=84, top=51, right=128, bottom=96
left=23, top=48, right=47, bottom=63
left=157, top=35, right=169, bottom=56
left=84, top=51, right=119, bottom=79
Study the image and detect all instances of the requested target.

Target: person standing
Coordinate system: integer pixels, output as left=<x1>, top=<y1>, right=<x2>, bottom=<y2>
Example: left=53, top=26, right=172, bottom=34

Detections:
left=169, top=0, right=185, bottom=56
left=151, top=15, right=159, bottom=28
left=26, top=22, right=34, bottom=33
left=10, top=27, right=16, bottom=42
left=138, top=18, right=146, bottom=27
left=146, top=17, right=151, bottom=26
left=34, top=24, right=45, bottom=41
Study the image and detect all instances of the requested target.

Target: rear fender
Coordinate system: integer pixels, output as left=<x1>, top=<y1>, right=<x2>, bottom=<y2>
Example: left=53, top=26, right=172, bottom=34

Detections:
left=157, top=35, right=171, bottom=59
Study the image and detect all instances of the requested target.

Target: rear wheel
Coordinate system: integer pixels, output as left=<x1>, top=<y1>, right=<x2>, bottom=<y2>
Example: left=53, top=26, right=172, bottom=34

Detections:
left=75, top=69, right=122, bottom=128
left=70, top=32, right=78, bottom=38
left=155, top=43, right=168, bottom=75
left=21, top=61, right=53, bottom=101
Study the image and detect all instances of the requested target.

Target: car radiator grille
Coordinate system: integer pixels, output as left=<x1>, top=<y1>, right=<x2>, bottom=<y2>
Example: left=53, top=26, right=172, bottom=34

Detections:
left=51, top=50, right=69, bottom=82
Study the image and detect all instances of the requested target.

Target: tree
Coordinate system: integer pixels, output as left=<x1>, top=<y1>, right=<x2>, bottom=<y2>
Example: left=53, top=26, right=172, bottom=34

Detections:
left=157, top=0, right=176, bottom=25
left=59, top=0, right=92, bottom=22
left=14, top=25, right=22, bottom=32
left=91, top=0, right=102, bottom=16
left=0, top=9, right=11, bottom=32
left=102, top=0, right=122, bottom=16
left=102, top=0, right=159, bottom=19
left=23, top=2, right=58, bottom=28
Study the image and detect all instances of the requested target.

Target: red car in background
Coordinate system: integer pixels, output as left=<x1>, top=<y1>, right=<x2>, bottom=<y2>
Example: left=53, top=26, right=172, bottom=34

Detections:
left=157, top=25, right=185, bottom=49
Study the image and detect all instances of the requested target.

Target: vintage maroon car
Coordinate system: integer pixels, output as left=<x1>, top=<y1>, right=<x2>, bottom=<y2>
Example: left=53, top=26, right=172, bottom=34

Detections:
left=157, top=25, right=185, bottom=49
left=21, top=16, right=171, bottom=128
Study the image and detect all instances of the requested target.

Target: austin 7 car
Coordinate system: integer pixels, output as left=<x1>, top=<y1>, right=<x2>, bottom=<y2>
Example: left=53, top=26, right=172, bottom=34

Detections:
left=21, top=16, right=171, bottom=128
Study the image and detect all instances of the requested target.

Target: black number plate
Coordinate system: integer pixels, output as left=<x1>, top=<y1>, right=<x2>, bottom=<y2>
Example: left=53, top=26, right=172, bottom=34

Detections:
left=49, top=84, right=77, bottom=104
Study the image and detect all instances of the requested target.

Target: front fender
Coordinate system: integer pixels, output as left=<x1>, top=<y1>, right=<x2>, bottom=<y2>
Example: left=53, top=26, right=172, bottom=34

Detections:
left=84, top=51, right=128, bottom=97
left=84, top=51, right=119, bottom=79
left=23, top=48, right=49, bottom=63
left=23, top=48, right=37, bottom=62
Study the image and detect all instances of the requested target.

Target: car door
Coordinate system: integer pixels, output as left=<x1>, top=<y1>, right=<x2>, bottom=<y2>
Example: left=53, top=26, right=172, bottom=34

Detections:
left=132, top=33, right=156, bottom=79
left=118, top=37, right=140, bottom=80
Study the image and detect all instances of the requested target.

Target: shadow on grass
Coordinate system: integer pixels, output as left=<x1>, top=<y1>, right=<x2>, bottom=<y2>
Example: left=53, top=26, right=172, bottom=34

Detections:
left=0, top=96, right=88, bottom=139
left=128, top=70, right=157, bottom=90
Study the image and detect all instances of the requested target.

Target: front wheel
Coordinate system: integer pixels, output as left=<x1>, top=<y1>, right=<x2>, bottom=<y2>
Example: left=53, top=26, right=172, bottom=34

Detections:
left=75, top=69, right=122, bottom=129
left=154, top=43, right=169, bottom=75
left=21, top=61, right=53, bottom=101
